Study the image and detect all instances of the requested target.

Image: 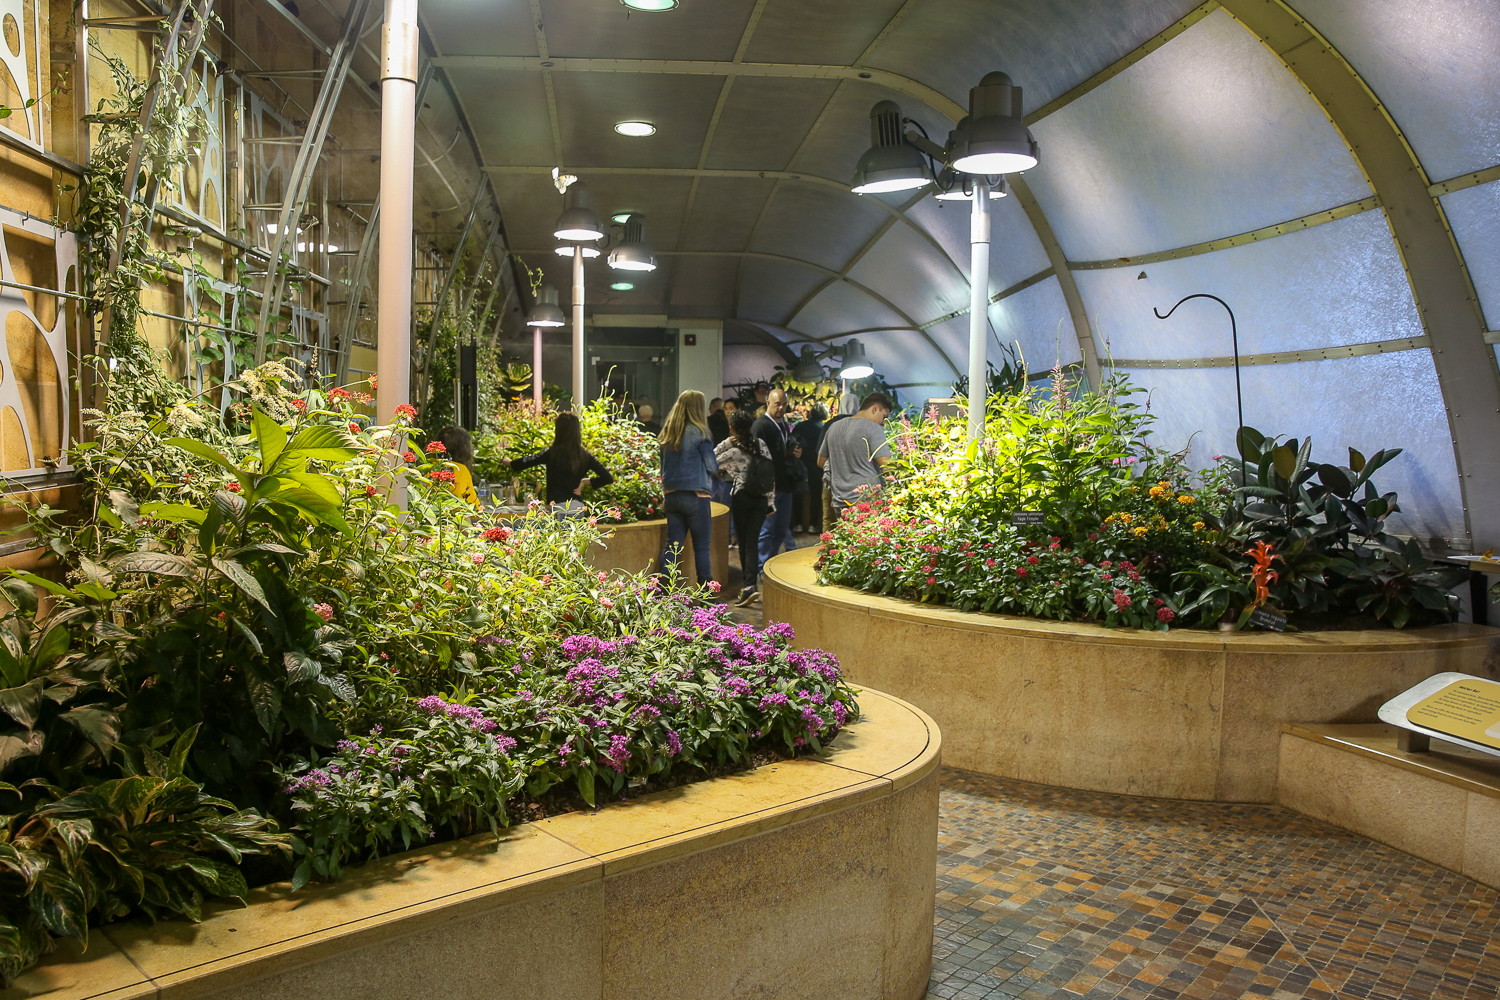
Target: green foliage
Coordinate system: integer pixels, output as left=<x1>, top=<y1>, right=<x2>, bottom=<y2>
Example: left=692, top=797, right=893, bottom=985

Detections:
left=0, top=727, right=289, bottom=987
left=475, top=397, right=664, bottom=521
left=819, top=372, right=1463, bottom=631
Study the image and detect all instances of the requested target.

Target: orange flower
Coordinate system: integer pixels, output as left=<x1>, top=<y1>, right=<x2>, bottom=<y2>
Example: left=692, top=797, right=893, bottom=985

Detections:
left=1246, top=541, right=1280, bottom=609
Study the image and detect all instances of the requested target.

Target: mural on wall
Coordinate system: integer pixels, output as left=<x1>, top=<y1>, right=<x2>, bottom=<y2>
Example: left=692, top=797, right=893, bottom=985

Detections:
left=0, top=207, right=78, bottom=476
left=0, top=0, right=47, bottom=150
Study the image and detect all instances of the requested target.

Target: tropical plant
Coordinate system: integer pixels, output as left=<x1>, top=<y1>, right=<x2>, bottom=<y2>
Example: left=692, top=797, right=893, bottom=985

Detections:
left=0, top=728, right=289, bottom=987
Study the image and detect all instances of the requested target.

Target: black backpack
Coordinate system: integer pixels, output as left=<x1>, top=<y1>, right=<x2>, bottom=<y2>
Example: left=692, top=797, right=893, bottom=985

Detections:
left=744, top=443, right=777, bottom=496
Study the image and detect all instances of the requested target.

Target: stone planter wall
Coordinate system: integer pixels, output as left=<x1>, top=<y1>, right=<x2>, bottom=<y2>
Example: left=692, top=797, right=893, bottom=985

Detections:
left=764, top=547, right=1500, bottom=803
left=5, top=689, right=939, bottom=1000
left=587, top=502, right=729, bottom=587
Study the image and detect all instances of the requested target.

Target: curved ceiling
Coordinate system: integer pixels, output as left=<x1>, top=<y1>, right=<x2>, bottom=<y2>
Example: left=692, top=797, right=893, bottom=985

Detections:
left=416, top=0, right=1500, bottom=550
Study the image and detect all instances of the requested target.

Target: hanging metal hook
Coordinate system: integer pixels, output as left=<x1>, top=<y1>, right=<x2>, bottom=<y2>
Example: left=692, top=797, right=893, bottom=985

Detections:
left=1153, top=292, right=1243, bottom=436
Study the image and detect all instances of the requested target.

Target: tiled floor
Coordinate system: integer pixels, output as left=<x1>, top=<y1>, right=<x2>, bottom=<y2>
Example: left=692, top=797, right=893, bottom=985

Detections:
left=929, top=770, right=1500, bottom=1000
left=733, top=539, right=1500, bottom=998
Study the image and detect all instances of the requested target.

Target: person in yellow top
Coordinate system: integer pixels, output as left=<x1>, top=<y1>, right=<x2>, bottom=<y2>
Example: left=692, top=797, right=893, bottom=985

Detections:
left=437, top=426, right=480, bottom=505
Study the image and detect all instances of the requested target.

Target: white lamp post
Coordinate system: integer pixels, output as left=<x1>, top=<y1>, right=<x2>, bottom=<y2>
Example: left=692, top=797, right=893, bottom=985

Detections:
left=376, top=0, right=417, bottom=429
left=967, top=177, right=991, bottom=443
left=526, top=284, right=566, bottom=415
left=553, top=183, right=604, bottom=409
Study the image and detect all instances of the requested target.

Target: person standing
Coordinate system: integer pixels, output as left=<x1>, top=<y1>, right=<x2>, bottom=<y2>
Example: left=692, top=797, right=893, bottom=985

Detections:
left=753, top=387, right=801, bottom=581
left=818, top=393, right=894, bottom=520
left=658, top=390, right=719, bottom=588
left=508, top=412, right=615, bottom=513
left=820, top=392, right=860, bottom=529
left=715, top=409, right=775, bottom=605
left=436, top=425, right=480, bottom=505
left=707, top=397, right=730, bottom=445
left=790, top=403, right=826, bottom=534
left=636, top=403, right=662, bottom=437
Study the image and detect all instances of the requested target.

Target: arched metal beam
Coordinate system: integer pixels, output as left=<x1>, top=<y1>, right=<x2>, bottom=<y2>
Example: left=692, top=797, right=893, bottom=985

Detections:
left=1221, top=0, right=1500, bottom=549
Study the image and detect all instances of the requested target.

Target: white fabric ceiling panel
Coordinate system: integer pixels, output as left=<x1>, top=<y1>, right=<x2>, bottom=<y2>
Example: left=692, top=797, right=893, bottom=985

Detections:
left=551, top=72, right=725, bottom=170
left=1116, top=352, right=1464, bottom=542
left=1023, top=9, right=1371, bottom=262
left=667, top=256, right=738, bottom=314
left=905, top=194, right=1050, bottom=294
left=845, top=223, right=968, bottom=330
left=743, top=0, right=910, bottom=68
left=421, top=2, right=538, bottom=57
left=990, top=275, right=1082, bottom=372
left=870, top=0, right=1199, bottom=121
left=1441, top=182, right=1500, bottom=331
left=1075, top=209, right=1423, bottom=361
left=747, top=184, right=890, bottom=274
left=734, top=257, right=826, bottom=325
left=445, top=71, right=555, bottom=164
left=1289, top=0, right=1500, bottom=181
left=537, top=0, right=759, bottom=61
left=852, top=331, right=956, bottom=391
left=705, top=77, right=842, bottom=172
left=923, top=316, right=974, bottom=379
left=794, top=279, right=912, bottom=340
left=676, top=177, right=779, bottom=252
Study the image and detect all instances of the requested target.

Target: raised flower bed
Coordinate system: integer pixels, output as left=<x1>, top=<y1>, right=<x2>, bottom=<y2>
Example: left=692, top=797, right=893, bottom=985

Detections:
left=5, top=688, right=940, bottom=1000
left=585, top=502, right=730, bottom=588
left=765, top=547, right=1498, bottom=802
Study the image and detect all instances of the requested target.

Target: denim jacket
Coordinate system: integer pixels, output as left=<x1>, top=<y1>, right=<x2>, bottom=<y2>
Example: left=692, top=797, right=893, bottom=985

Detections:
left=660, top=424, right=719, bottom=493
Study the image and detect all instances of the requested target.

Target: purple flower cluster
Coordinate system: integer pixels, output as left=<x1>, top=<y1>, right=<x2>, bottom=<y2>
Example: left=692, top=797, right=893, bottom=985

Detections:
left=758, top=692, right=789, bottom=710
left=603, top=733, right=631, bottom=773
left=495, top=734, right=518, bottom=754
left=565, top=657, right=621, bottom=700
left=665, top=729, right=682, bottom=755
left=417, top=694, right=499, bottom=733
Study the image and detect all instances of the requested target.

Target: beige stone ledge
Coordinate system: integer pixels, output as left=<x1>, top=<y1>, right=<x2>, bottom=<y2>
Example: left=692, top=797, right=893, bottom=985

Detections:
left=587, top=501, right=729, bottom=587
left=1277, top=724, right=1500, bottom=889
left=3, top=687, right=939, bottom=1000
left=764, top=546, right=1500, bottom=802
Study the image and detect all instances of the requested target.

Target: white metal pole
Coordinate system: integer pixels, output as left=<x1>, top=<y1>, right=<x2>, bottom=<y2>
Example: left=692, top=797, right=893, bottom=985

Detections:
left=572, top=246, right=586, bottom=408
left=967, top=178, right=991, bottom=442
left=377, top=0, right=417, bottom=431
left=533, top=324, right=544, bottom=414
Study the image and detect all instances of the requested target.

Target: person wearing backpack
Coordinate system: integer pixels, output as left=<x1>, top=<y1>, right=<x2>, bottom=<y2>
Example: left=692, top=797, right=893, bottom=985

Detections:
left=715, top=409, right=776, bottom=606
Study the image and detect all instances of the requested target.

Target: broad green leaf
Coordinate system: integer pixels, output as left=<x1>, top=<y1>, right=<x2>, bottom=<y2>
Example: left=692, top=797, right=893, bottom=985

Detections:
left=0, top=642, right=22, bottom=690
left=0, top=577, right=38, bottom=615
left=73, top=581, right=118, bottom=602
left=1348, top=447, right=1366, bottom=473
left=113, top=552, right=200, bottom=578
left=212, top=489, right=248, bottom=529
left=31, top=865, right=89, bottom=939
left=274, top=471, right=343, bottom=509
left=230, top=616, right=264, bottom=655
left=282, top=651, right=319, bottom=684
left=165, top=438, right=243, bottom=477
left=1270, top=445, right=1296, bottom=481
left=252, top=408, right=289, bottom=470
left=270, top=488, right=353, bottom=537
left=105, top=489, right=139, bottom=526
left=272, top=425, right=360, bottom=471
left=138, top=502, right=208, bottom=525
left=59, top=705, right=121, bottom=752
left=0, top=678, right=44, bottom=728
left=211, top=557, right=272, bottom=612
left=576, top=767, right=596, bottom=808
left=31, top=622, right=71, bottom=670
left=244, top=672, right=282, bottom=734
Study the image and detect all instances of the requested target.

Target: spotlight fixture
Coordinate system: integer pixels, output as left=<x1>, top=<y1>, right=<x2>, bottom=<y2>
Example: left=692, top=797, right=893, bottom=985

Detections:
left=611, top=281, right=635, bottom=291
left=553, top=181, right=605, bottom=241
left=620, top=0, right=677, bottom=9
left=850, top=100, right=933, bottom=195
left=792, top=344, right=827, bottom=383
left=838, top=339, right=874, bottom=379
left=555, top=244, right=601, bottom=258
left=934, top=167, right=1010, bottom=201
left=611, top=212, right=634, bottom=224
left=614, top=120, right=657, bottom=137
left=608, top=214, right=657, bottom=272
left=526, top=284, right=566, bottom=327
left=949, top=72, right=1039, bottom=175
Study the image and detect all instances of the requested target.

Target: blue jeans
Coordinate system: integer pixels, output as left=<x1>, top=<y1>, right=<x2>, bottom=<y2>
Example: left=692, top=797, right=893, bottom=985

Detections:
left=661, top=491, right=713, bottom=586
left=757, top=490, right=796, bottom=583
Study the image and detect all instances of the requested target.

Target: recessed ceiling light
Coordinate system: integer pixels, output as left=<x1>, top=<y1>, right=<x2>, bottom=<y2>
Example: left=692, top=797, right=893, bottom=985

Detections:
left=555, top=245, right=602, bottom=258
left=614, top=120, right=657, bottom=137
left=611, top=212, right=633, bottom=224
left=620, top=0, right=678, bottom=10
left=611, top=281, right=635, bottom=291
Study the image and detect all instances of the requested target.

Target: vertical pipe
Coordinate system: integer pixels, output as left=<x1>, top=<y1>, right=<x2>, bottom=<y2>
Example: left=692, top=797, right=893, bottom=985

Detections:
left=572, top=246, right=586, bottom=409
left=967, top=178, right=991, bottom=442
left=533, top=325, right=543, bottom=414
left=377, top=0, right=417, bottom=428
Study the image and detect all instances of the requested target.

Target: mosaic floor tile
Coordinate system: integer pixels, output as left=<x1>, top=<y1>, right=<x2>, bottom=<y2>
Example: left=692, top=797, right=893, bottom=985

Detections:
left=931, top=769, right=1500, bottom=999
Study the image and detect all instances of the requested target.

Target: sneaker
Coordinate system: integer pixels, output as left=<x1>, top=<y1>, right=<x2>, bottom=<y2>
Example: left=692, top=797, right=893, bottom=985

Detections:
left=734, top=587, right=758, bottom=607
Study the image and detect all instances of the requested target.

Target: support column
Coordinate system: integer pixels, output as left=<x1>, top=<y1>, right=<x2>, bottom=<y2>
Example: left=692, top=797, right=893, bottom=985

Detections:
left=967, top=179, right=991, bottom=442
left=533, top=325, right=544, bottom=414
left=376, top=0, right=417, bottom=426
left=572, top=246, right=586, bottom=409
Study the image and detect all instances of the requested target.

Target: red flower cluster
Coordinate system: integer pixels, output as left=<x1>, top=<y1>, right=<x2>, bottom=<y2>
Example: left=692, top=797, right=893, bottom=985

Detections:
left=429, top=468, right=456, bottom=484
left=393, top=403, right=417, bottom=420
left=291, top=399, right=307, bottom=412
left=425, top=441, right=447, bottom=454
left=328, top=387, right=352, bottom=402
left=348, top=422, right=361, bottom=434
left=225, top=481, right=242, bottom=493
left=482, top=526, right=511, bottom=543
left=402, top=451, right=418, bottom=462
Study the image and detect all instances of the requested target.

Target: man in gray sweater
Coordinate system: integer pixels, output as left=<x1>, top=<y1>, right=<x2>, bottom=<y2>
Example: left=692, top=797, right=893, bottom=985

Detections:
left=818, top=393, right=893, bottom=520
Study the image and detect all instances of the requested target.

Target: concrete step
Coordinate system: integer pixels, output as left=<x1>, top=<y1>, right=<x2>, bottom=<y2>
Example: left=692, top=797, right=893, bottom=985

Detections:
left=1277, top=722, right=1500, bottom=889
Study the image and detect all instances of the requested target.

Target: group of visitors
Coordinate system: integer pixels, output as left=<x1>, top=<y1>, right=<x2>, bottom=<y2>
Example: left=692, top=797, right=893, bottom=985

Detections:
left=494, top=384, right=895, bottom=604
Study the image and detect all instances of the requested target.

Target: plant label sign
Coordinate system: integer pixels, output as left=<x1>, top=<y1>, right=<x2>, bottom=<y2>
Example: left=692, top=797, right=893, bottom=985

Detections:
left=1406, top=677, right=1500, bottom=752
left=1011, top=510, right=1045, bottom=527
left=1248, top=607, right=1287, bottom=632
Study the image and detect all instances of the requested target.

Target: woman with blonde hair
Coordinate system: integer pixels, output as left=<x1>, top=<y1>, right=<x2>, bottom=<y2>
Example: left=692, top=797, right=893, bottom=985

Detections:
left=658, top=389, right=719, bottom=588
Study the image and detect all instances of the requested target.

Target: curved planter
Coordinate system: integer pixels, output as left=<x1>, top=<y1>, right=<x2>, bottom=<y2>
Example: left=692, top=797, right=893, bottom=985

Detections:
left=764, top=547, right=1500, bottom=803
left=588, top=502, right=729, bottom=587
left=7, top=688, right=940, bottom=1000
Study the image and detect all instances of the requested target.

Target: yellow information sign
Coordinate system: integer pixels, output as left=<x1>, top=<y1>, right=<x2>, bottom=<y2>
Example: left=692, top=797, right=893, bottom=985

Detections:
left=1407, top=677, right=1500, bottom=751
